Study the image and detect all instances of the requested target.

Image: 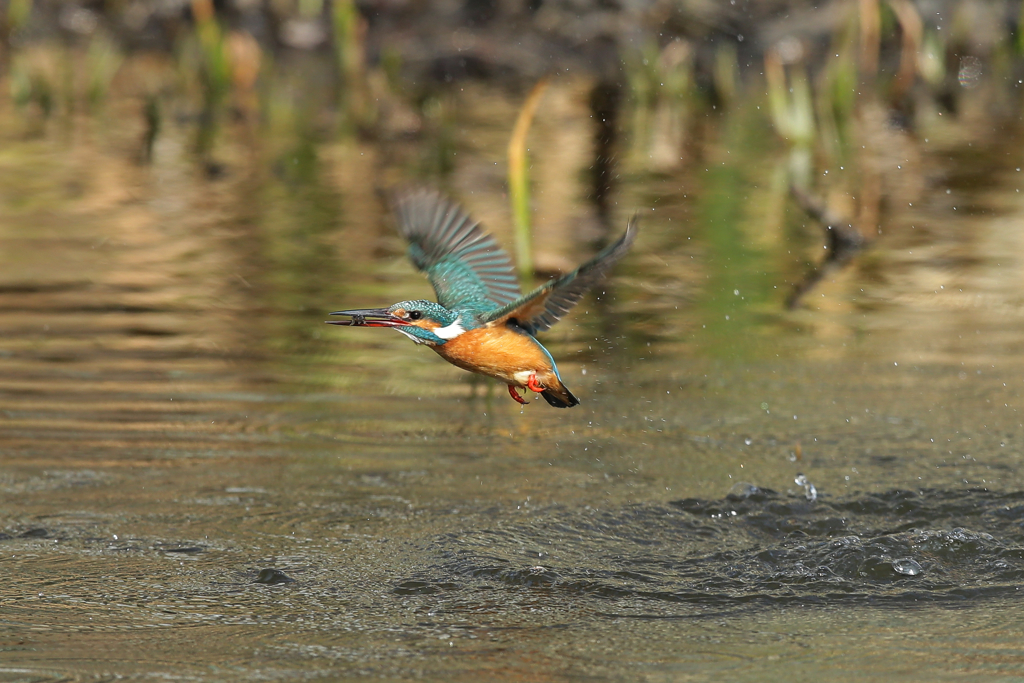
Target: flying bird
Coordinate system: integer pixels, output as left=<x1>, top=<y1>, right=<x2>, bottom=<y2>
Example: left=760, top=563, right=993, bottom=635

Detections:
left=327, top=190, right=638, bottom=407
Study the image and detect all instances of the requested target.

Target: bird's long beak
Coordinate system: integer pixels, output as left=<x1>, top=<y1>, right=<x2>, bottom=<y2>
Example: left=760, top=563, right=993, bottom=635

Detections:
left=325, top=308, right=410, bottom=327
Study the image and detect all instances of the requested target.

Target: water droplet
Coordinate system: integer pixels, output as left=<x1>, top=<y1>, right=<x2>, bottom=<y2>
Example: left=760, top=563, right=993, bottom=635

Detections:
left=892, top=558, right=922, bottom=576
left=794, top=474, right=817, bottom=502
left=729, top=482, right=761, bottom=498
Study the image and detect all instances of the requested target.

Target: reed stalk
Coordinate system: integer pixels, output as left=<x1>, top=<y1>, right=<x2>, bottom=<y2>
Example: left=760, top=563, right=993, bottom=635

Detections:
left=333, top=0, right=369, bottom=124
left=191, top=0, right=230, bottom=104
left=507, top=77, right=548, bottom=281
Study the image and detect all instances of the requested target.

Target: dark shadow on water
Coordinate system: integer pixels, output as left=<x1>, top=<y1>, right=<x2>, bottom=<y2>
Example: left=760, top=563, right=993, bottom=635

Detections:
left=786, top=185, right=866, bottom=310
left=398, top=487, right=1024, bottom=616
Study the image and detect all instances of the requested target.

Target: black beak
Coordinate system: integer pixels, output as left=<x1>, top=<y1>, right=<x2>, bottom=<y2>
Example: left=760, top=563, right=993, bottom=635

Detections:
left=325, top=308, right=410, bottom=327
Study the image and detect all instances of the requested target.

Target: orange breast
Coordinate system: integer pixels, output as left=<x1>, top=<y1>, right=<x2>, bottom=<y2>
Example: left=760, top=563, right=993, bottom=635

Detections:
left=433, top=325, right=556, bottom=386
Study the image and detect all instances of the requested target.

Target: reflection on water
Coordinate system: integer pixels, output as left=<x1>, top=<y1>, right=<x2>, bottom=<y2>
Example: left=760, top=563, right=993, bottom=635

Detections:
left=3, top=53, right=1024, bottom=680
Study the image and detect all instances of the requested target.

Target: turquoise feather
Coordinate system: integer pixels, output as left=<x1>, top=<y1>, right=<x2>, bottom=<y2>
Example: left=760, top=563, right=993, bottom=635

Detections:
left=394, top=190, right=521, bottom=317
left=483, top=214, right=639, bottom=334
left=394, top=189, right=638, bottom=333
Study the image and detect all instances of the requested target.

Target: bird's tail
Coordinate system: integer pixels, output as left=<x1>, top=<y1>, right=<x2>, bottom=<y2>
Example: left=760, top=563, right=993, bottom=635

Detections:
left=541, top=380, right=580, bottom=408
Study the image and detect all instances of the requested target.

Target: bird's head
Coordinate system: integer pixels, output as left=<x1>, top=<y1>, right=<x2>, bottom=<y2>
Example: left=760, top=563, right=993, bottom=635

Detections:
left=326, top=300, right=465, bottom=346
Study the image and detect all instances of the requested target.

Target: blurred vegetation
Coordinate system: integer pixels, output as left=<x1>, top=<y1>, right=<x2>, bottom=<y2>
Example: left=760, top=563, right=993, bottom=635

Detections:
left=2, top=0, right=1017, bottom=169
left=1, top=0, right=1023, bottom=313
left=508, top=77, right=549, bottom=283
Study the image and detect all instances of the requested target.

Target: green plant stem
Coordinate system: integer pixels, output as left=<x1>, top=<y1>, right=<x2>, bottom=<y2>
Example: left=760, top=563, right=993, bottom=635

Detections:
left=507, top=78, right=548, bottom=282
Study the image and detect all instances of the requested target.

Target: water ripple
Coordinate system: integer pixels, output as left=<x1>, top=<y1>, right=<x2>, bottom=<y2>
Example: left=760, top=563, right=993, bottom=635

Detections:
left=399, top=488, right=1024, bottom=614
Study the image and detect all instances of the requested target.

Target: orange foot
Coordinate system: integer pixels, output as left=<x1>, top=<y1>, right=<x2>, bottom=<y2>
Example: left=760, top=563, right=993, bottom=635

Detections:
left=508, top=385, right=528, bottom=405
left=527, top=373, right=545, bottom=393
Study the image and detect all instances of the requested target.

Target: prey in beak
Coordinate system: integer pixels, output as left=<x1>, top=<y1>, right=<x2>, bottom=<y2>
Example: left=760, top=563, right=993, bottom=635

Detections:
left=325, top=308, right=411, bottom=328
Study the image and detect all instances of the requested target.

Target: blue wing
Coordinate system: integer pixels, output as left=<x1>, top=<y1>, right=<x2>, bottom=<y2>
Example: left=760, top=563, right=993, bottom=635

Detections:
left=483, top=214, right=638, bottom=334
left=393, top=190, right=521, bottom=315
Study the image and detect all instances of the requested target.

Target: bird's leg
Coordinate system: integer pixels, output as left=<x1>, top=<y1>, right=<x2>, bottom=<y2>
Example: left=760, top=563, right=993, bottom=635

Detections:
left=526, top=373, right=545, bottom=393
left=507, top=385, right=528, bottom=405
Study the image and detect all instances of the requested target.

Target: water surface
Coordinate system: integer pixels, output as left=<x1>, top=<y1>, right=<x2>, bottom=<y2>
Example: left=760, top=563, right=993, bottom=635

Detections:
left=3, top=65, right=1024, bottom=680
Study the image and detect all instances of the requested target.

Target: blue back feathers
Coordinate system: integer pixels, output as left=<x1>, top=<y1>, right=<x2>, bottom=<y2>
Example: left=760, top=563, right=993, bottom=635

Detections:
left=393, top=189, right=638, bottom=336
left=394, top=190, right=521, bottom=318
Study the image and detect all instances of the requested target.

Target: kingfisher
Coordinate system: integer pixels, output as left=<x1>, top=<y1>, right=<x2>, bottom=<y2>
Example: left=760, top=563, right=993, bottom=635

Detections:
left=327, top=189, right=638, bottom=407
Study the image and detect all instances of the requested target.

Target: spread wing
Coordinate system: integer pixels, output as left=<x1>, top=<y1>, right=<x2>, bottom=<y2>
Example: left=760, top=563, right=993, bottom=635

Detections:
left=393, top=189, right=522, bottom=315
left=483, top=214, right=639, bottom=334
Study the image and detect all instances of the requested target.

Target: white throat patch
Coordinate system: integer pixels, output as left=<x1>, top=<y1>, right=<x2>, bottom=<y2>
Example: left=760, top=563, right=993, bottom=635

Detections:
left=432, top=318, right=465, bottom=340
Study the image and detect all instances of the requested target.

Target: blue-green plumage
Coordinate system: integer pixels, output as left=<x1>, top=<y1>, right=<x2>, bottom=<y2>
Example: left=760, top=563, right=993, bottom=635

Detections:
left=328, top=189, right=639, bottom=407
left=394, top=192, right=521, bottom=319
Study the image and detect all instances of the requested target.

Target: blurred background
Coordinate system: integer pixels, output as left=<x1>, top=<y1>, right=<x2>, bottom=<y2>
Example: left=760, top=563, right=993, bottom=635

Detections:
left=3, top=0, right=1024, bottom=345
left=4, top=0, right=1024, bottom=386
left=6, top=1, right=1024, bottom=680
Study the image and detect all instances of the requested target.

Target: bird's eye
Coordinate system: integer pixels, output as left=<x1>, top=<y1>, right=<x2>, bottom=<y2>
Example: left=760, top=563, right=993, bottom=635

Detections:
left=408, top=311, right=422, bottom=320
